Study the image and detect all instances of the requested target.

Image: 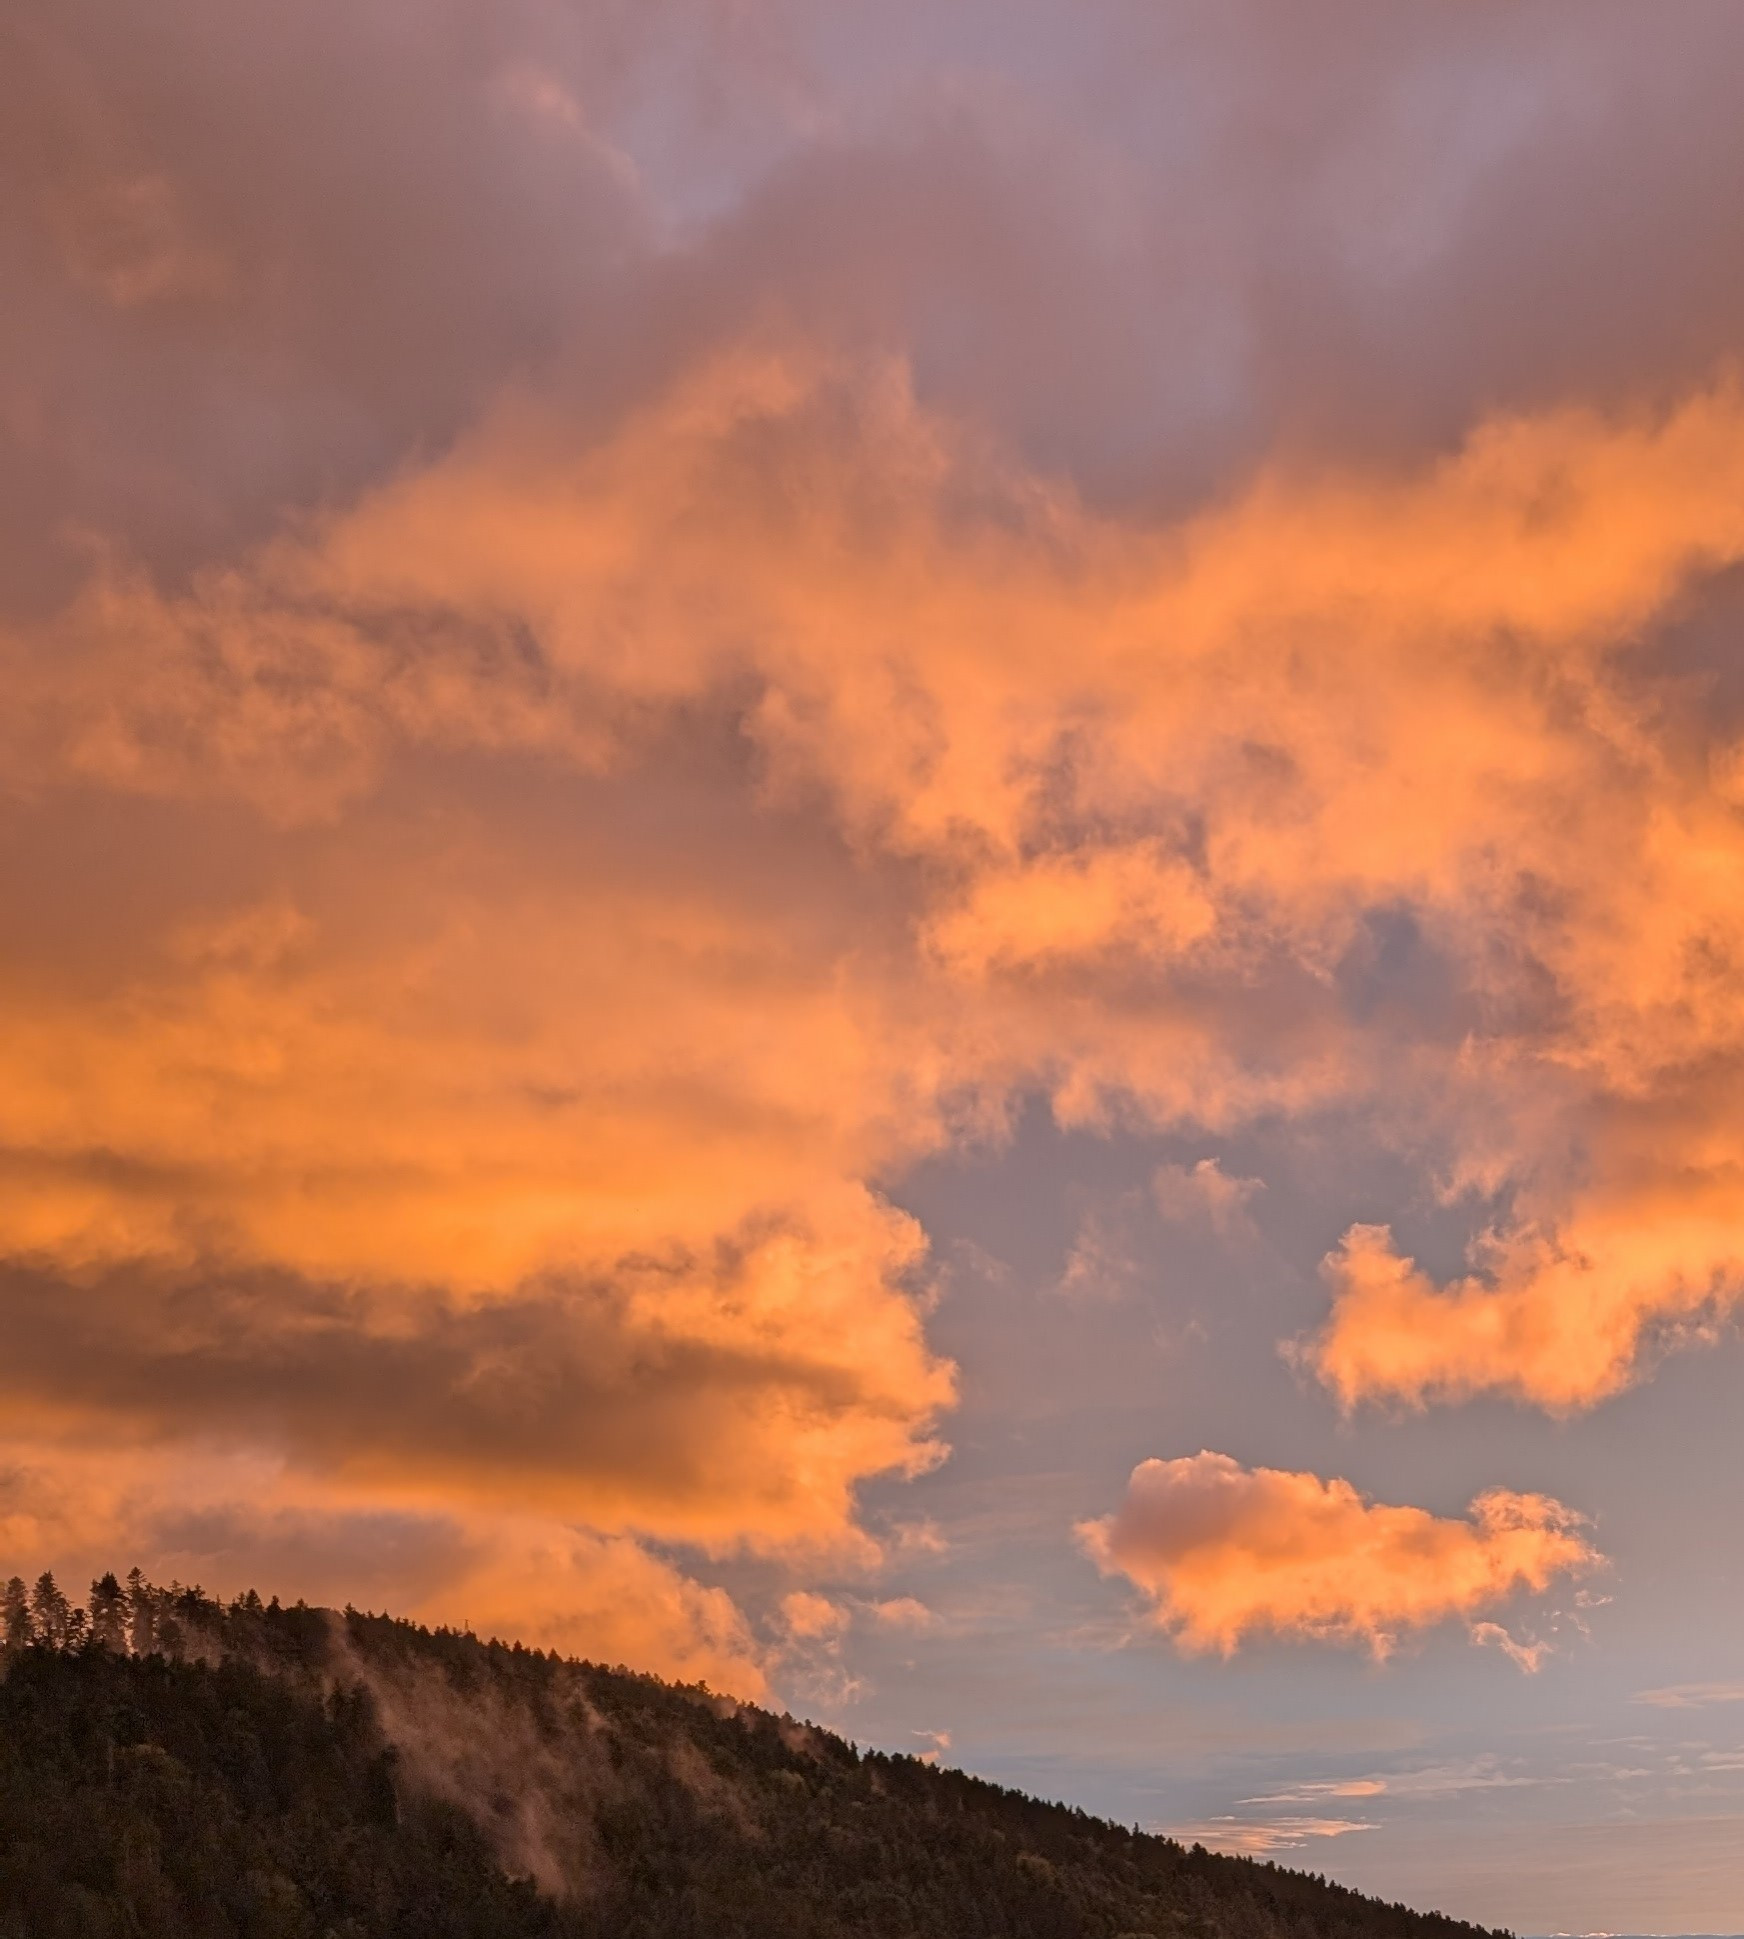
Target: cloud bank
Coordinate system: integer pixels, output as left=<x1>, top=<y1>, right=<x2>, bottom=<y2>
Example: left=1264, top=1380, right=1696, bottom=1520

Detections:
left=8, top=0, right=1744, bottom=1678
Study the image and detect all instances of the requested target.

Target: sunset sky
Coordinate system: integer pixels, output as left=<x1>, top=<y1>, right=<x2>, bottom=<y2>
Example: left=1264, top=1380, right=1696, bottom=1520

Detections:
left=8, top=3, right=1744, bottom=1930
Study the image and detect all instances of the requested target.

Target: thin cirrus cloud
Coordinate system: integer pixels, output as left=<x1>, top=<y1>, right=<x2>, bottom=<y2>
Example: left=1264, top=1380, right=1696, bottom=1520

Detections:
left=1632, top=1683, right=1744, bottom=1710
left=1164, top=1818, right=1379, bottom=1858
left=9, top=0, right=1744, bottom=1691
left=1244, top=1761, right=1541, bottom=1804
left=1078, top=1453, right=1598, bottom=1659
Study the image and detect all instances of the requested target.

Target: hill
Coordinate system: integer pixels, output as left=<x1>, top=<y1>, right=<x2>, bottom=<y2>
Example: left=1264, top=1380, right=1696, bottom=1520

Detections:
left=0, top=1569, right=1510, bottom=1939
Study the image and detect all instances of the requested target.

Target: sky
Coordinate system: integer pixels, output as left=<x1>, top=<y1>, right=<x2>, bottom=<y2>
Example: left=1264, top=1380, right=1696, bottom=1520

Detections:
left=5, top=1, right=1744, bottom=1930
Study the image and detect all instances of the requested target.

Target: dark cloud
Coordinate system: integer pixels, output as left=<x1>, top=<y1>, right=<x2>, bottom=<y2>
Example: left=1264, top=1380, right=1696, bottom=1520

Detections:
left=0, top=1245, right=938, bottom=1538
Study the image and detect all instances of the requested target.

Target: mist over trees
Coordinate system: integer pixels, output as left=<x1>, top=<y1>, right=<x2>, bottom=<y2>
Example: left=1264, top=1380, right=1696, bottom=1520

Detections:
left=0, top=1570, right=1514, bottom=1939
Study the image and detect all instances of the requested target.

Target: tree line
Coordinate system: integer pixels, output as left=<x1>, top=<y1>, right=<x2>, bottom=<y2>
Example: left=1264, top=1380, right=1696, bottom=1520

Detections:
left=3, top=1569, right=219, bottom=1658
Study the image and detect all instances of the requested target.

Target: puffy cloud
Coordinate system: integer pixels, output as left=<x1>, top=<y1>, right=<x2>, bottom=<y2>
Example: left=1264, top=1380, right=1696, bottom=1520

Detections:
left=1307, top=1178, right=1744, bottom=1414
left=444, top=1524, right=766, bottom=1695
left=1080, top=1452, right=1598, bottom=1658
left=866, top=1596, right=935, bottom=1629
left=925, top=847, right=1218, bottom=981
left=778, top=1590, right=851, bottom=1642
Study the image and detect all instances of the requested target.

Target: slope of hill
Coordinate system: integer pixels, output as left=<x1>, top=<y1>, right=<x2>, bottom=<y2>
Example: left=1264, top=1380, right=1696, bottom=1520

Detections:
left=0, top=1571, right=1510, bottom=1939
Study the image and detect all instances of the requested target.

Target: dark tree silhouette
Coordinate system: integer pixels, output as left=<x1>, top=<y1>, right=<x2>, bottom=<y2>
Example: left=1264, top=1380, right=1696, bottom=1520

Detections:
left=28, top=1571, right=70, bottom=1649
left=88, top=1571, right=128, bottom=1651
left=126, top=1565, right=156, bottom=1656
left=0, top=1579, right=25, bottom=1654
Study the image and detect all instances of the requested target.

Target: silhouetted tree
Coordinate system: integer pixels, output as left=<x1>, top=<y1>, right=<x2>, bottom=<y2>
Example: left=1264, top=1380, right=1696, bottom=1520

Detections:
left=126, top=1564, right=155, bottom=1655
left=0, top=1576, right=27, bottom=1653
left=88, top=1570, right=128, bottom=1651
left=29, top=1570, right=70, bottom=1648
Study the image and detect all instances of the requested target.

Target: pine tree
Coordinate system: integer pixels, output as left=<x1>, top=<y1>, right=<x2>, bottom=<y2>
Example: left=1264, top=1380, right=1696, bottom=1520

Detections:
left=1, top=1576, right=27, bottom=1652
left=30, top=1571, right=71, bottom=1649
left=126, top=1566, right=156, bottom=1655
left=89, top=1571, right=129, bottom=1651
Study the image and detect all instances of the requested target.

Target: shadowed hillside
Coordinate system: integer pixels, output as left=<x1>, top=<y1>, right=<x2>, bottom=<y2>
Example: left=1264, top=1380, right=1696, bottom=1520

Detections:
left=0, top=1571, right=1511, bottom=1939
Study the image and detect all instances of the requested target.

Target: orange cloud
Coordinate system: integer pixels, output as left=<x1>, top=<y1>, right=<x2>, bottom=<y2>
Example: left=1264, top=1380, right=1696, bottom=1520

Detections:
left=778, top=1590, right=851, bottom=1642
left=422, top=1521, right=768, bottom=1698
left=1308, top=1166, right=1744, bottom=1414
left=0, top=778, right=955, bottom=1559
left=0, top=1434, right=770, bottom=1697
left=1166, top=1818, right=1379, bottom=1857
left=866, top=1595, right=935, bottom=1629
left=1080, top=1452, right=1598, bottom=1658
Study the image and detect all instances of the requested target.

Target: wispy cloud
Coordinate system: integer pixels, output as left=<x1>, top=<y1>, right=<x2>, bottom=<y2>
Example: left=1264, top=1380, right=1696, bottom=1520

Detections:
left=1633, top=1683, right=1744, bottom=1710
left=1242, top=1779, right=1388, bottom=1804
left=1244, top=1757, right=1541, bottom=1805
left=1166, top=1817, right=1379, bottom=1856
left=1470, top=1620, right=1550, bottom=1673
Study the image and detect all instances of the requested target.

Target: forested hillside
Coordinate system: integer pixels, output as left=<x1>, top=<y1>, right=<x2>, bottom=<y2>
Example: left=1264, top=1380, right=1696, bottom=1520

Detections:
left=0, top=1571, right=1509, bottom=1939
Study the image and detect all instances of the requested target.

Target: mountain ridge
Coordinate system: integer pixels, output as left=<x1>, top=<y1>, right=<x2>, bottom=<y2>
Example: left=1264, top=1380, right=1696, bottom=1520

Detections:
left=0, top=1567, right=1515, bottom=1939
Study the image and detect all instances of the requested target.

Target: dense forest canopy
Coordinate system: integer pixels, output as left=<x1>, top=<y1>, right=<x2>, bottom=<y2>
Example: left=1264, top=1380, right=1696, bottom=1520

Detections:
left=0, top=1570, right=1513, bottom=1939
